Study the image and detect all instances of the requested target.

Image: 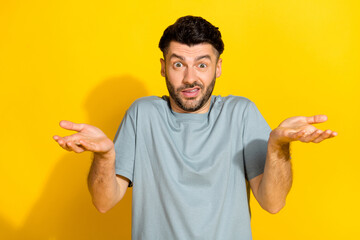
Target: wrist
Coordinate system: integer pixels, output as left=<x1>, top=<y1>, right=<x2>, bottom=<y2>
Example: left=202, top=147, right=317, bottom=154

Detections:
left=94, top=148, right=115, bottom=162
left=269, top=130, right=290, bottom=148
left=268, top=136, right=291, bottom=161
left=268, top=138, right=289, bottom=149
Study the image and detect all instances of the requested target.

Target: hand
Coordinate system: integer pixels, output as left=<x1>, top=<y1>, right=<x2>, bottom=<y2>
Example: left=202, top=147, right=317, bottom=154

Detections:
left=270, top=115, right=337, bottom=145
left=53, top=120, right=114, bottom=155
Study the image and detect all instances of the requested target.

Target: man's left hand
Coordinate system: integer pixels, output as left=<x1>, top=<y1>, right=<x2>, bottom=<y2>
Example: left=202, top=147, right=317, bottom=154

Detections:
left=270, top=115, right=337, bottom=145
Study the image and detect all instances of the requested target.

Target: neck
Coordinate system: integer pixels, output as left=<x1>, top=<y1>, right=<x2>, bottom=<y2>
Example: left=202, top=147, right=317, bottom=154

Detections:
left=169, top=96, right=212, bottom=114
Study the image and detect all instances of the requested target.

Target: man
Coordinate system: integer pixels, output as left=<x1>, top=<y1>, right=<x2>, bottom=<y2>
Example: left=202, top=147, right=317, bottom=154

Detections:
left=53, top=16, right=337, bottom=239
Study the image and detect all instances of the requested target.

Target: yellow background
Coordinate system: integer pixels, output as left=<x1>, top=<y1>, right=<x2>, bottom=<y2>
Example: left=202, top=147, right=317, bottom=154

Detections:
left=1, top=0, right=359, bottom=239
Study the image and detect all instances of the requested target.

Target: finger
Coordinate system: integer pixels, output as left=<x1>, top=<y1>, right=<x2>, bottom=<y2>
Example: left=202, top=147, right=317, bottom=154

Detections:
left=54, top=136, right=64, bottom=145
left=288, top=130, right=306, bottom=141
left=66, top=141, right=86, bottom=153
left=306, top=115, right=328, bottom=124
left=331, top=131, right=338, bottom=137
left=79, top=139, right=99, bottom=152
left=324, top=131, right=338, bottom=139
left=56, top=138, right=72, bottom=151
left=59, top=120, right=85, bottom=132
left=312, top=130, right=333, bottom=143
left=54, top=134, right=79, bottom=144
left=301, top=130, right=323, bottom=143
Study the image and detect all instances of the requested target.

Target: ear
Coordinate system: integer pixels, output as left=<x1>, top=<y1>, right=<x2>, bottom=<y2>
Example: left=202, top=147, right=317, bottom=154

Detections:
left=160, top=58, right=166, bottom=77
left=216, top=58, right=222, bottom=78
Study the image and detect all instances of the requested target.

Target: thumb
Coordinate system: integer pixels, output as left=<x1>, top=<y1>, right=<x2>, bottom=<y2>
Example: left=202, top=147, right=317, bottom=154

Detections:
left=59, top=120, right=85, bottom=132
left=306, top=115, right=328, bottom=124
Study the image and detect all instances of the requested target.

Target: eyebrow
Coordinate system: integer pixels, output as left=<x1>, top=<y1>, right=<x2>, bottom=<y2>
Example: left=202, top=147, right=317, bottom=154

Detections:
left=169, top=53, right=212, bottom=62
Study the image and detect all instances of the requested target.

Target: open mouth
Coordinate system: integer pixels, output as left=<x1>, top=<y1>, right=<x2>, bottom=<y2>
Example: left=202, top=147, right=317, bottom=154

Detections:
left=181, top=87, right=200, bottom=98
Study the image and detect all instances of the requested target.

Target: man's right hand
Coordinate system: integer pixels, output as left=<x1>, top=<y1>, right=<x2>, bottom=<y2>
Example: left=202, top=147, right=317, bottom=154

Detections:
left=53, top=120, right=114, bottom=156
left=54, top=120, right=129, bottom=213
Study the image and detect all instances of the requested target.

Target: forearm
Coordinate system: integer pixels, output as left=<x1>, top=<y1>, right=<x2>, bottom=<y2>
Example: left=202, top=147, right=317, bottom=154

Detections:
left=87, top=149, right=120, bottom=213
left=257, top=138, right=293, bottom=213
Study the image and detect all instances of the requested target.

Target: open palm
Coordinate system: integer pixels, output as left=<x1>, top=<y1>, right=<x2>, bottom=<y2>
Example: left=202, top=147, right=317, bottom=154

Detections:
left=53, top=120, right=114, bottom=154
left=270, top=115, right=337, bottom=144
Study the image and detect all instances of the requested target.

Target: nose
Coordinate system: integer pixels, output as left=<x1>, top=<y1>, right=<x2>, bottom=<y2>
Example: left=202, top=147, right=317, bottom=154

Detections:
left=183, top=66, right=197, bottom=85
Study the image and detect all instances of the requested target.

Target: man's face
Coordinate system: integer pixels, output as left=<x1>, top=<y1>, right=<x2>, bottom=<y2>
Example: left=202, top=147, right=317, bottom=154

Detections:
left=160, top=41, right=222, bottom=113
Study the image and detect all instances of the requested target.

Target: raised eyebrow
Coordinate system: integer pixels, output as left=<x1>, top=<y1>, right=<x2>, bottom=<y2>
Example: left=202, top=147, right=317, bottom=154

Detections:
left=196, top=55, right=212, bottom=62
left=169, top=54, right=212, bottom=62
left=169, top=53, right=184, bottom=61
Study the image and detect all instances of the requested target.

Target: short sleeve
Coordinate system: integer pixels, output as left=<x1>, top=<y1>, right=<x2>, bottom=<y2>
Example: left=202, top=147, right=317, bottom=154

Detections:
left=242, top=101, right=272, bottom=181
left=114, top=110, right=136, bottom=187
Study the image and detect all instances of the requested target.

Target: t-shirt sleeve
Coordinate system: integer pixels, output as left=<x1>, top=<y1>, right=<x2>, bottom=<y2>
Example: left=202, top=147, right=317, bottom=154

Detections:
left=114, top=110, right=136, bottom=187
left=242, top=101, right=272, bottom=181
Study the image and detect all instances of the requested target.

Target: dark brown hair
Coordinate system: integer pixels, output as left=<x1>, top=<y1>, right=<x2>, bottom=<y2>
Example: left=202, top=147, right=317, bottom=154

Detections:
left=159, top=16, right=224, bottom=58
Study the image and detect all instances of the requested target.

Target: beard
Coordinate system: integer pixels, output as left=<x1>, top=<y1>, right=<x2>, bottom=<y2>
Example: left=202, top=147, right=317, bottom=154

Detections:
left=165, top=73, right=216, bottom=112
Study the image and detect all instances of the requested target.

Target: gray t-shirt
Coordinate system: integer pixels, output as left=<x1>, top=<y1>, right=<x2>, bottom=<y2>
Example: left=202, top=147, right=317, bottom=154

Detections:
left=114, top=95, right=272, bottom=240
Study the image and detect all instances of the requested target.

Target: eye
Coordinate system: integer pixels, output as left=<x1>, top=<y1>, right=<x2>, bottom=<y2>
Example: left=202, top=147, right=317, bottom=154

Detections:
left=198, top=63, right=207, bottom=68
left=174, top=62, right=183, bottom=68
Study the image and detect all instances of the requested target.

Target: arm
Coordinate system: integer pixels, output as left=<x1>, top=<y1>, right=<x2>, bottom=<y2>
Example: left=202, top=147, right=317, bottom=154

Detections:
left=87, top=150, right=130, bottom=213
left=249, top=115, right=337, bottom=214
left=53, top=120, right=129, bottom=213
left=249, top=140, right=292, bottom=214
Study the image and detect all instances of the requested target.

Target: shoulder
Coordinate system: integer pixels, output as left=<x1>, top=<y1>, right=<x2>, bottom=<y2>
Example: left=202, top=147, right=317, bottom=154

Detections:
left=130, top=96, right=164, bottom=107
left=126, top=96, right=168, bottom=116
left=214, top=95, right=253, bottom=110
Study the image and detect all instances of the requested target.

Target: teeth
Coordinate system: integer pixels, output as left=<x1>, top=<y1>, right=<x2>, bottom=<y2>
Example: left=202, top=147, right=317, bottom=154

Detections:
left=186, top=89, right=198, bottom=92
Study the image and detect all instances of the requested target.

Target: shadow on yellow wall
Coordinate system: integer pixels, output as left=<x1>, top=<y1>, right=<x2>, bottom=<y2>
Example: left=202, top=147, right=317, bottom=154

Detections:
left=1, top=75, right=148, bottom=239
